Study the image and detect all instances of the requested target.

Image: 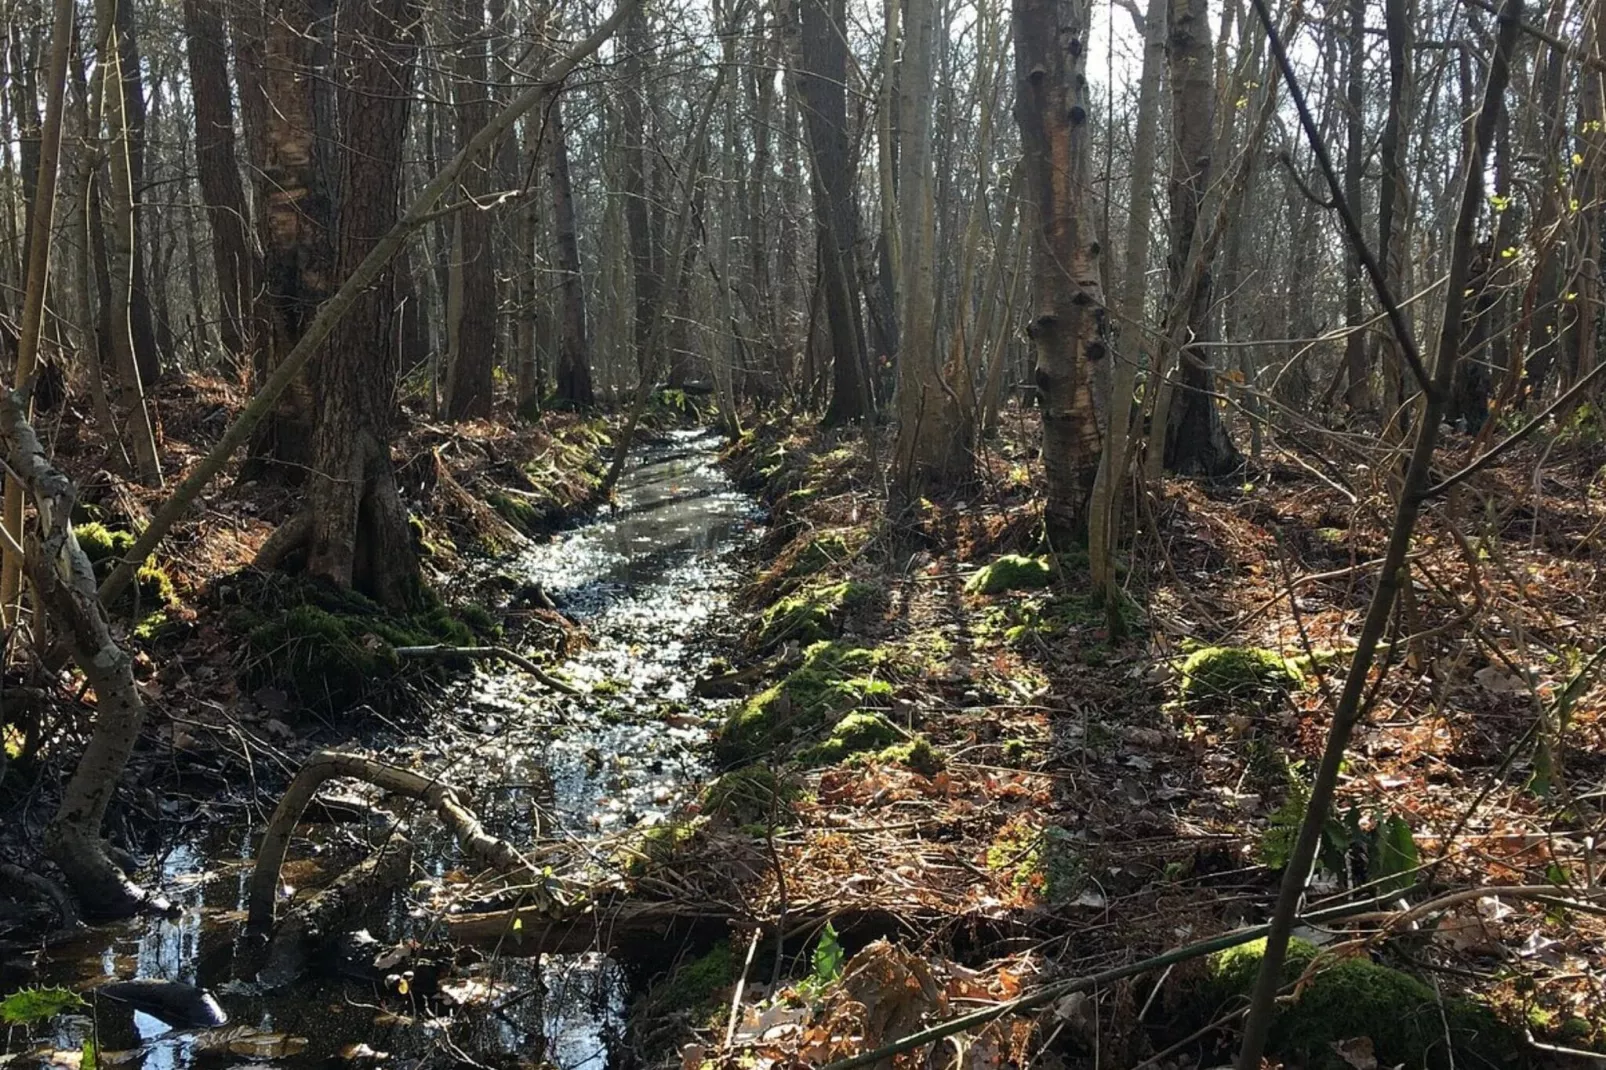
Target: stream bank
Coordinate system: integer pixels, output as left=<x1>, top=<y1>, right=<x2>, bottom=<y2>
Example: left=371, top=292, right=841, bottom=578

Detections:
left=9, top=427, right=763, bottom=1070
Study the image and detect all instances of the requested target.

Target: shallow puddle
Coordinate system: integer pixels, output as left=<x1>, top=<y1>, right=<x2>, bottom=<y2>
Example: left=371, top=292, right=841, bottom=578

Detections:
left=27, top=429, right=760, bottom=1070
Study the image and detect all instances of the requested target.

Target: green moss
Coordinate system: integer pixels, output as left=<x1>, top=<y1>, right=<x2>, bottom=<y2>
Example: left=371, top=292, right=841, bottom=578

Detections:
left=877, top=735, right=945, bottom=775
left=986, top=823, right=1083, bottom=903
left=1178, top=646, right=1303, bottom=702
left=791, top=532, right=853, bottom=578
left=1198, top=939, right=1522, bottom=1069
left=231, top=574, right=484, bottom=713
left=488, top=491, right=548, bottom=536
left=618, top=818, right=707, bottom=878
left=74, top=522, right=174, bottom=610
left=755, top=579, right=880, bottom=648
left=965, top=554, right=1054, bottom=596
left=716, top=642, right=895, bottom=763
left=699, top=765, right=797, bottom=826
left=800, top=711, right=902, bottom=765
left=642, top=941, right=733, bottom=1026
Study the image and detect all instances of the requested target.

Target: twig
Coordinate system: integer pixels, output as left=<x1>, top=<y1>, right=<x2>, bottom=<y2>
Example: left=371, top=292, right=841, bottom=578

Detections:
left=816, top=891, right=1404, bottom=1070
left=393, top=644, right=580, bottom=697
left=724, top=927, right=764, bottom=1048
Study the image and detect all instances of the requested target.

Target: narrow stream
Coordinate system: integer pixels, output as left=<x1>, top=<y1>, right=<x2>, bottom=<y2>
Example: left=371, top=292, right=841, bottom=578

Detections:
left=31, top=429, right=760, bottom=1070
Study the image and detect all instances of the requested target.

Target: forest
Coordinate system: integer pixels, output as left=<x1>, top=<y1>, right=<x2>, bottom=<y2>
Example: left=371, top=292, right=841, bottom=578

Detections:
left=0, top=0, right=1603, bottom=1062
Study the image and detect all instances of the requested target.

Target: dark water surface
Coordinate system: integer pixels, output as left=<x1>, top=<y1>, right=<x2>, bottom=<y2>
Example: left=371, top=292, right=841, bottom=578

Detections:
left=31, top=429, right=760, bottom=1070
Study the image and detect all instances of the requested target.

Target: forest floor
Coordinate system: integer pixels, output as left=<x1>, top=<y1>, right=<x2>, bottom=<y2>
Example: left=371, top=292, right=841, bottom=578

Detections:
left=2, top=387, right=1605, bottom=1070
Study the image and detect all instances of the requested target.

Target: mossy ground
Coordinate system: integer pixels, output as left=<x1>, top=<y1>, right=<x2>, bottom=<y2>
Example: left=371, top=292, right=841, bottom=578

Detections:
left=699, top=765, right=798, bottom=826
left=965, top=554, right=1055, bottom=596
left=716, top=642, right=896, bottom=764
left=74, top=521, right=175, bottom=612
left=225, top=571, right=497, bottom=714
left=985, top=820, right=1084, bottom=904
left=753, top=579, right=882, bottom=649
left=1191, top=938, right=1523, bottom=1069
left=1177, top=645, right=1304, bottom=702
left=636, top=940, right=734, bottom=1029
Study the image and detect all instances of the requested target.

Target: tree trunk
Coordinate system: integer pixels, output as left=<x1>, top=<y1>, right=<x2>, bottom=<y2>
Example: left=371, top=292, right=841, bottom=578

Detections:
left=303, top=0, right=423, bottom=609
left=620, top=5, right=660, bottom=378
left=790, top=0, right=872, bottom=423
left=442, top=0, right=497, bottom=421
left=1159, top=0, right=1241, bottom=477
left=545, top=96, right=594, bottom=406
left=892, top=0, right=965, bottom=496
left=112, top=0, right=165, bottom=388
left=96, top=0, right=163, bottom=487
left=183, top=0, right=257, bottom=371
left=1014, top=0, right=1103, bottom=541
left=1089, top=0, right=1166, bottom=604
left=1340, top=0, right=1370, bottom=413
left=246, top=0, right=333, bottom=476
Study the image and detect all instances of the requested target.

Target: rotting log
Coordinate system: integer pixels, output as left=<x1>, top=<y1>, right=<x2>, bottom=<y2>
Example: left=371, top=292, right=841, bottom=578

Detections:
left=250, top=750, right=561, bottom=932
left=257, top=831, right=413, bottom=989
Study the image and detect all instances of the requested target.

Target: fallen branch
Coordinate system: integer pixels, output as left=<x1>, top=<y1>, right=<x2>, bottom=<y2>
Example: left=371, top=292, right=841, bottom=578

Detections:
left=816, top=890, right=1408, bottom=1070
left=249, top=749, right=561, bottom=931
left=393, top=644, right=580, bottom=697
left=0, top=860, right=80, bottom=928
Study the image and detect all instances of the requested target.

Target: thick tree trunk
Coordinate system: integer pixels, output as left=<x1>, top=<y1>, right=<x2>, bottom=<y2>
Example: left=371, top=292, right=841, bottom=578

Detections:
left=303, top=0, right=423, bottom=609
left=1159, top=0, right=1242, bottom=477
left=892, top=0, right=965, bottom=496
left=442, top=0, right=498, bottom=421
left=245, top=0, right=333, bottom=475
left=790, top=0, right=872, bottom=423
left=1014, top=0, right=1103, bottom=542
left=545, top=96, right=595, bottom=406
left=183, top=0, right=258, bottom=370
left=620, top=5, right=660, bottom=378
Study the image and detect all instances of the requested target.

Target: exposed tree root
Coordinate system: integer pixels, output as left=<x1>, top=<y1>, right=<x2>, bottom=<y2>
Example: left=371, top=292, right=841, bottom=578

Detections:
left=257, top=831, right=413, bottom=988
left=250, top=749, right=561, bottom=932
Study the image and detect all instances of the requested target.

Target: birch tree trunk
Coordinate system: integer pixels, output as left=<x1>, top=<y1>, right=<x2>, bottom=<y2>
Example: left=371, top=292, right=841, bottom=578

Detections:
left=1014, top=0, right=1104, bottom=541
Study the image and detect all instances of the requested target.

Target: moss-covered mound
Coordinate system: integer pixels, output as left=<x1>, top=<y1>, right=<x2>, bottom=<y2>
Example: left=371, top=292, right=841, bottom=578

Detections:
left=1193, top=938, right=1522, bottom=1069
left=717, top=642, right=895, bottom=764
left=753, top=579, right=881, bottom=649
left=74, top=522, right=174, bottom=611
left=226, top=573, right=495, bottom=714
left=965, top=554, right=1055, bottom=596
left=1178, top=645, right=1303, bottom=702
left=616, top=818, right=708, bottom=878
left=699, top=765, right=798, bottom=826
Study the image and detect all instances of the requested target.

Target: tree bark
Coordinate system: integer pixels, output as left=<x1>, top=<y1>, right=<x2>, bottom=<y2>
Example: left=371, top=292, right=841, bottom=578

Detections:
left=300, top=0, right=424, bottom=609
left=892, top=0, right=966, bottom=496
left=183, top=0, right=258, bottom=371
left=1014, top=0, right=1103, bottom=541
left=112, top=0, right=165, bottom=388
left=246, top=0, right=333, bottom=476
left=1159, top=0, right=1242, bottom=477
left=442, top=0, right=498, bottom=421
left=545, top=95, right=595, bottom=406
left=790, top=0, right=872, bottom=423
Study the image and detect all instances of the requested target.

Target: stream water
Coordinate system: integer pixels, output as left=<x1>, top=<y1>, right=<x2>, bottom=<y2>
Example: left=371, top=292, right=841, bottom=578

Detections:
left=29, top=429, right=761, bottom=1070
